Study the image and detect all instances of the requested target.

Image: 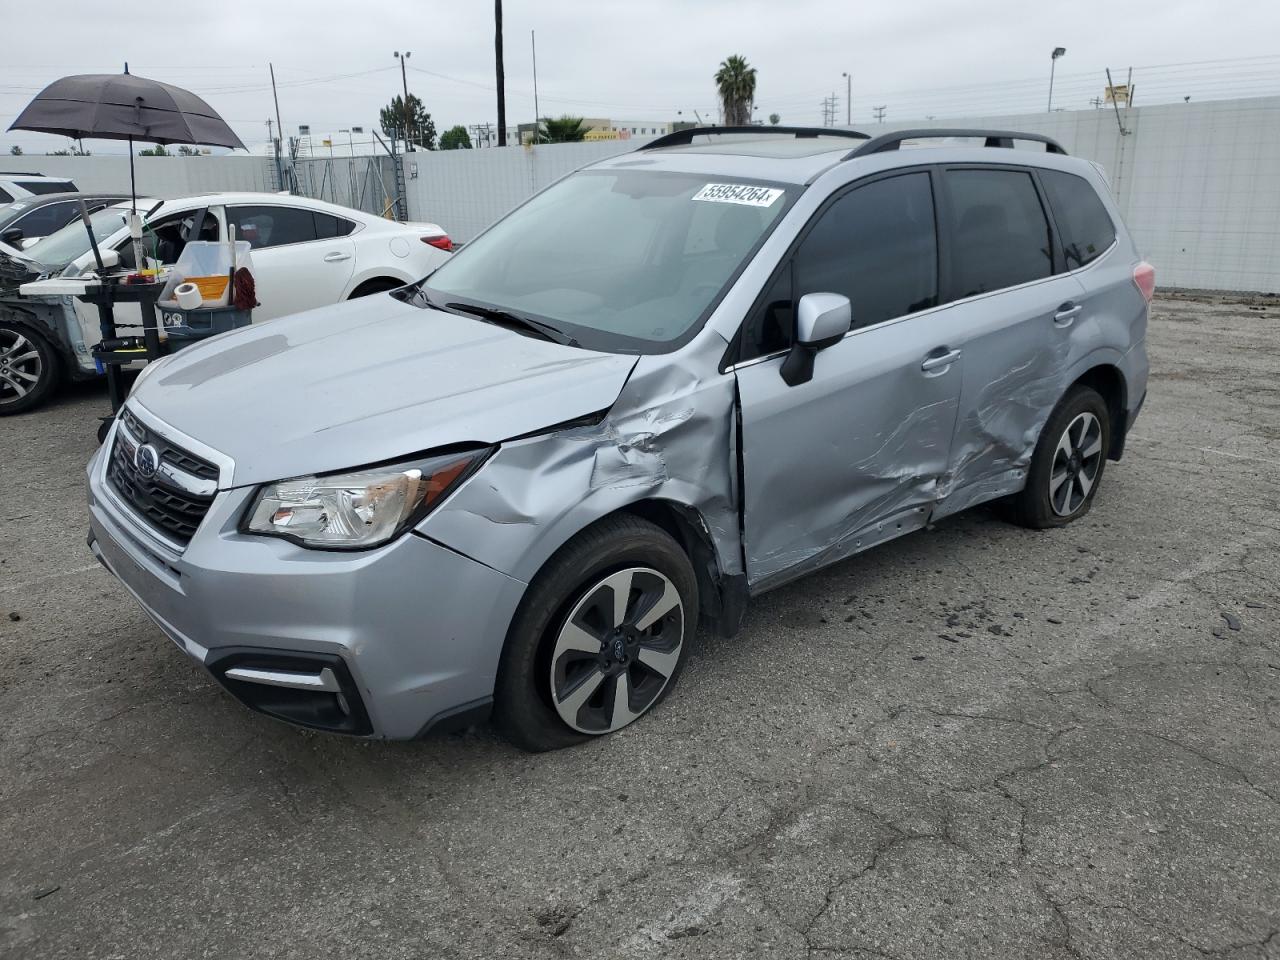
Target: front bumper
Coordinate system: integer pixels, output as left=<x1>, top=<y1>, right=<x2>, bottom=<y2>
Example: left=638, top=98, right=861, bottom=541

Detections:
left=86, top=426, right=528, bottom=739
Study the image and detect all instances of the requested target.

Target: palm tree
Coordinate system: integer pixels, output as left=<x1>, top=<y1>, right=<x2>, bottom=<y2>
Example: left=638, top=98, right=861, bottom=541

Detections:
left=715, top=55, right=757, bottom=126
left=539, top=116, right=586, bottom=143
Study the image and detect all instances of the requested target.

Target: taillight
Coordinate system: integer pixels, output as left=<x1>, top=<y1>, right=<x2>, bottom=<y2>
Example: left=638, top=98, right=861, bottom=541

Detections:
left=422, top=234, right=453, bottom=252
left=1133, top=261, right=1155, bottom=303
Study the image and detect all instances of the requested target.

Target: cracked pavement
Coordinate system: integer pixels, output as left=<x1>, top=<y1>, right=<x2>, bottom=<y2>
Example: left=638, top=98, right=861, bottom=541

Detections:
left=2, top=293, right=1278, bottom=959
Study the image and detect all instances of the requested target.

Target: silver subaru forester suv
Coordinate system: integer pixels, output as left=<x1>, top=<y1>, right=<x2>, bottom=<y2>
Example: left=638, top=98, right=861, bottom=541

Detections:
left=88, top=127, right=1152, bottom=750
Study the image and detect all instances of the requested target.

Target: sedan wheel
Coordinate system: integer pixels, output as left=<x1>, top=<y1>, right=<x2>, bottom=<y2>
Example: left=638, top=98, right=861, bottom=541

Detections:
left=1049, top=411, right=1104, bottom=517
left=0, top=329, right=43, bottom=404
left=0, top=323, right=59, bottom=415
left=550, top=566, right=685, bottom=735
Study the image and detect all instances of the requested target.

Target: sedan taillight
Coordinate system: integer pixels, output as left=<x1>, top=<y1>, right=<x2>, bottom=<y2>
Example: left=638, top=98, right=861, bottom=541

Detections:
left=422, top=234, right=453, bottom=252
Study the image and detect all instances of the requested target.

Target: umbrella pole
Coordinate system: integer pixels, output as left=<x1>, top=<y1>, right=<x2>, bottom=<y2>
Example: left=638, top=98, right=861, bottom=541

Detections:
left=128, top=135, right=136, bottom=213
left=127, top=135, right=147, bottom=273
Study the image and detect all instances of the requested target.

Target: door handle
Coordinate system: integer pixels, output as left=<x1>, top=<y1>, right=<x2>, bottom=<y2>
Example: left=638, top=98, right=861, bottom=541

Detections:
left=921, top=348, right=962, bottom=372
left=1054, top=303, right=1082, bottom=326
left=323, top=251, right=351, bottom=262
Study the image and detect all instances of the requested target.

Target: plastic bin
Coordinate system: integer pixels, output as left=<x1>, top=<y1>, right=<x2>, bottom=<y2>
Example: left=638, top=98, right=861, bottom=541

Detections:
left=166, top=240, right=254, bottom=309
left=159, top=303, right=252, bottom=350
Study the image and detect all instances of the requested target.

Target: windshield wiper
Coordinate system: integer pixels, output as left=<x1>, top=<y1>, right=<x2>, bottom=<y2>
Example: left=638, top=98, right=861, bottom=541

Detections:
left=444, top=301, right=579, bottom=347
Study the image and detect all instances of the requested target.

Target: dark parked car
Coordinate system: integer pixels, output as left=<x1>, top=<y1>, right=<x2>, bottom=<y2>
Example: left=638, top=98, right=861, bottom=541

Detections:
left=0, top=192, right=128, bottom=250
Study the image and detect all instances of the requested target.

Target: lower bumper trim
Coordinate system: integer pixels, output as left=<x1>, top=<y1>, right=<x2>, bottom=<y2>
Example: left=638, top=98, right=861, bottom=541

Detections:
left=206, top=647, right=373, bottom=736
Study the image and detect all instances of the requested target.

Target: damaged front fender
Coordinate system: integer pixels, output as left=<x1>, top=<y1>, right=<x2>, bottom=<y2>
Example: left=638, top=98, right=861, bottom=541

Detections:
left=419, top=331, right=744, bottom=598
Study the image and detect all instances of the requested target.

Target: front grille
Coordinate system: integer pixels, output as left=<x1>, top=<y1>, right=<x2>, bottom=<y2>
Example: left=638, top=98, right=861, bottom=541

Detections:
left=107, top=410, right=217, bottom=545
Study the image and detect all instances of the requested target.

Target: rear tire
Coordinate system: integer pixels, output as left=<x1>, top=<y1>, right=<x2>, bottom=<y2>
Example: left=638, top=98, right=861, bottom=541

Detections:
left=0, top=321, right=60, bottom=416
left=1009, top=385, right=1111, bottom=529
left=493, top=515, right=698, bottom=752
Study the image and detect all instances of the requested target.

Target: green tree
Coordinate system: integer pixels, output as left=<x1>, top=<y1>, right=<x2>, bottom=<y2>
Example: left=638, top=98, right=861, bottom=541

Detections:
left=177, top=145, right=199, bottom=156
left=440, top=125, right=472, bottom=150
left=379, top=94, right=437, bottom=150
left=8, top=145, right=21, bottom=156
left=538, top=116, right=586, bottom=143
left=769, top=113, right=781, bottom=125
left=714, top=54, right=757, bottom=126
left=138, top=144, right=170, bottom=156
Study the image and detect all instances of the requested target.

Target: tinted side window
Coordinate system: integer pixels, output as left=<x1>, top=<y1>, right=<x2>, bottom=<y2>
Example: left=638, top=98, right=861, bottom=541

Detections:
left=945, top=169, right=1052, bottom=297
left=228, top=205, right=318, bottom=249
left=314, top=212, right=356, bottom=238
left=13, top=201, right=79, bottom=238
left=14, top=180, right=77, bottom=195
left=0, top=188, right=12, bottom=204
left=737, top=172, right=938, bottom=361
left=1039, top=169, right=1116, bottom=270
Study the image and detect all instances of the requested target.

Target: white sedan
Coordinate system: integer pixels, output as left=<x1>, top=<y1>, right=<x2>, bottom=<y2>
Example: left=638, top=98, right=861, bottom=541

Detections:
left=0, top=193, right=452, bottom=413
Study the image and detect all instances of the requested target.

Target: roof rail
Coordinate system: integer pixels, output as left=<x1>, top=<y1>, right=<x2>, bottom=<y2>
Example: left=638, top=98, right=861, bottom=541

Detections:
left=638, top=125, right=871, bottom=152
left=845, top=128, right=1067, bottom=159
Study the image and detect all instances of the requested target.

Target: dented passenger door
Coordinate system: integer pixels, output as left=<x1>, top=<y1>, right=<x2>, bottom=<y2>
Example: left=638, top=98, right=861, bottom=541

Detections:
left=732, top=170, right=963, bottom=590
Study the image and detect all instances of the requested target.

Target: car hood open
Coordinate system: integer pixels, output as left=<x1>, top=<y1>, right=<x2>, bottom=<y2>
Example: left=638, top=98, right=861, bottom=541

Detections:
left=130, top=295, right=637, bottom=486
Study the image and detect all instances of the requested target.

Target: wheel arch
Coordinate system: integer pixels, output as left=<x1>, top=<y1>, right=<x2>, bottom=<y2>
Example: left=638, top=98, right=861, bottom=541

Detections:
left=345, top=275, right=410, bottom=299
left=1068, top=362, right=1128, bottom=460
left=616, top=499, right=747, bottom=638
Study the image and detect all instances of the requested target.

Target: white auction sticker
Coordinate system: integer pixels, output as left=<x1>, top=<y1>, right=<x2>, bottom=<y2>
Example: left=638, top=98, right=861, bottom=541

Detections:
left=692, top=183, right=784, bottom=207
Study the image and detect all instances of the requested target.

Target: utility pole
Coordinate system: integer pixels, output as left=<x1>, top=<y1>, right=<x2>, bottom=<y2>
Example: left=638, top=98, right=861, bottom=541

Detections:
left=873, top=105, right=887, bottom=123
left=394, top=51, right=412, bottom=149
left=842, top=72, right=851, bottom=125
left=495, top=0, right=507, bottom=146
left=1105, top=67, right=1128, bottom=135
left=820, top=94, right=837, bottom=127
left=269, top=64, right=286, bottom=191
left=531, top=30, right=540, bottom=144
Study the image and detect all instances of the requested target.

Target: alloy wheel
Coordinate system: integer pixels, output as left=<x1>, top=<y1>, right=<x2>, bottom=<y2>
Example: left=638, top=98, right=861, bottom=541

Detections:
left=0, top=329, right=43, bottom=406
left=1049, top=411, right=1104, bottom=517
left=549, top=566, right=685, bottom=735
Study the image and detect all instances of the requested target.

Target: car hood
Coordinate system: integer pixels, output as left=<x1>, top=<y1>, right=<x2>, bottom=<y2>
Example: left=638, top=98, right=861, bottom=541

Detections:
left=130, top=295, right=638, bottom=486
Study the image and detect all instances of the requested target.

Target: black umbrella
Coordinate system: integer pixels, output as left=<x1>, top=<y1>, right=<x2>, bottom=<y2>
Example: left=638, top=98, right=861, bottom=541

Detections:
left=7, top=66, right=246, bottom=209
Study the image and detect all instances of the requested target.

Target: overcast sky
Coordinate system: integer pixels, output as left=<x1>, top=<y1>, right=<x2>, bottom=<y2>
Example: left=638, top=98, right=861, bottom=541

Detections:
left=3, top=0, right=1278, bottom=153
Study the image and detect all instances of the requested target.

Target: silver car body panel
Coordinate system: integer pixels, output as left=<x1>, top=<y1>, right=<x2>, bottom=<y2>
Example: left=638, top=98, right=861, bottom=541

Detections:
left=92, top=137, right=1150, bottom=738
left=129, top=294, right=637, bottom=486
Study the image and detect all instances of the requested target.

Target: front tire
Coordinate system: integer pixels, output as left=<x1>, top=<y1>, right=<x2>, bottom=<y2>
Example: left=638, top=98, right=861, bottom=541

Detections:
left=0, top=322, right=60, bottom=415
left=1009, top=386, right=1111, bottom=529
left=493, top=515, right=698, bottom=752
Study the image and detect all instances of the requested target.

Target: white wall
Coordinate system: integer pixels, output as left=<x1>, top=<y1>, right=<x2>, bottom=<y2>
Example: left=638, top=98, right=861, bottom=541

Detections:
left=403, top=139, right=651, bottom=240
left=402, top=97, right=1280, bottom=293
left=5, top=97, right=1277, bottom=292
left=0, top=154, right=274, bottom=199
left=869, top=96, right=1280, bottom=293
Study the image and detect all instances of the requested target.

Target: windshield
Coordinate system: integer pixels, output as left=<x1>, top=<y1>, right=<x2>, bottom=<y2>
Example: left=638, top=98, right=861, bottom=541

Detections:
left=25, top=205, right=130, bottom=268
left=421, top=169, right=792, bottom=351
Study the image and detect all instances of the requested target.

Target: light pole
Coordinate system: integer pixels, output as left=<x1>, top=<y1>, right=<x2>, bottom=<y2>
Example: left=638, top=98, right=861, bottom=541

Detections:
left=1048, top=47, right=1066, bottom=113
left=842, top=71, right=851, bottom=125
left=393, top=51, right=412, bottom=149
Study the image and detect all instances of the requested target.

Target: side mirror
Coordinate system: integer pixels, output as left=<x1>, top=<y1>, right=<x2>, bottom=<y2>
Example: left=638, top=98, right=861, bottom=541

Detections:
left=97, top=248, right=120, bottom=271
left=0, top=227, right=22, bottom=246
left=780, top=292, right=851, bottom=386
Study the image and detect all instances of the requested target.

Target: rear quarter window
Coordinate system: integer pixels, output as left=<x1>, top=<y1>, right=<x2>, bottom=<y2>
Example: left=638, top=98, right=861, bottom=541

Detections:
left=14, top=180, right=77, bottom=196
left=1039, top=169, right=1117, bottom=269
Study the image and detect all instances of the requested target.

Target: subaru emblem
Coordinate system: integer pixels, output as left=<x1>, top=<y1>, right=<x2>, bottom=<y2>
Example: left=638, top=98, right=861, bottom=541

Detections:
left=134, top=443, right=160, bottom=479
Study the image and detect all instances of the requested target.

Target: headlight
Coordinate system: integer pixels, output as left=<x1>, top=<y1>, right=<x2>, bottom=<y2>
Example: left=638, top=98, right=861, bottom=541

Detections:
left=244, top=449, right=487, bottom=549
